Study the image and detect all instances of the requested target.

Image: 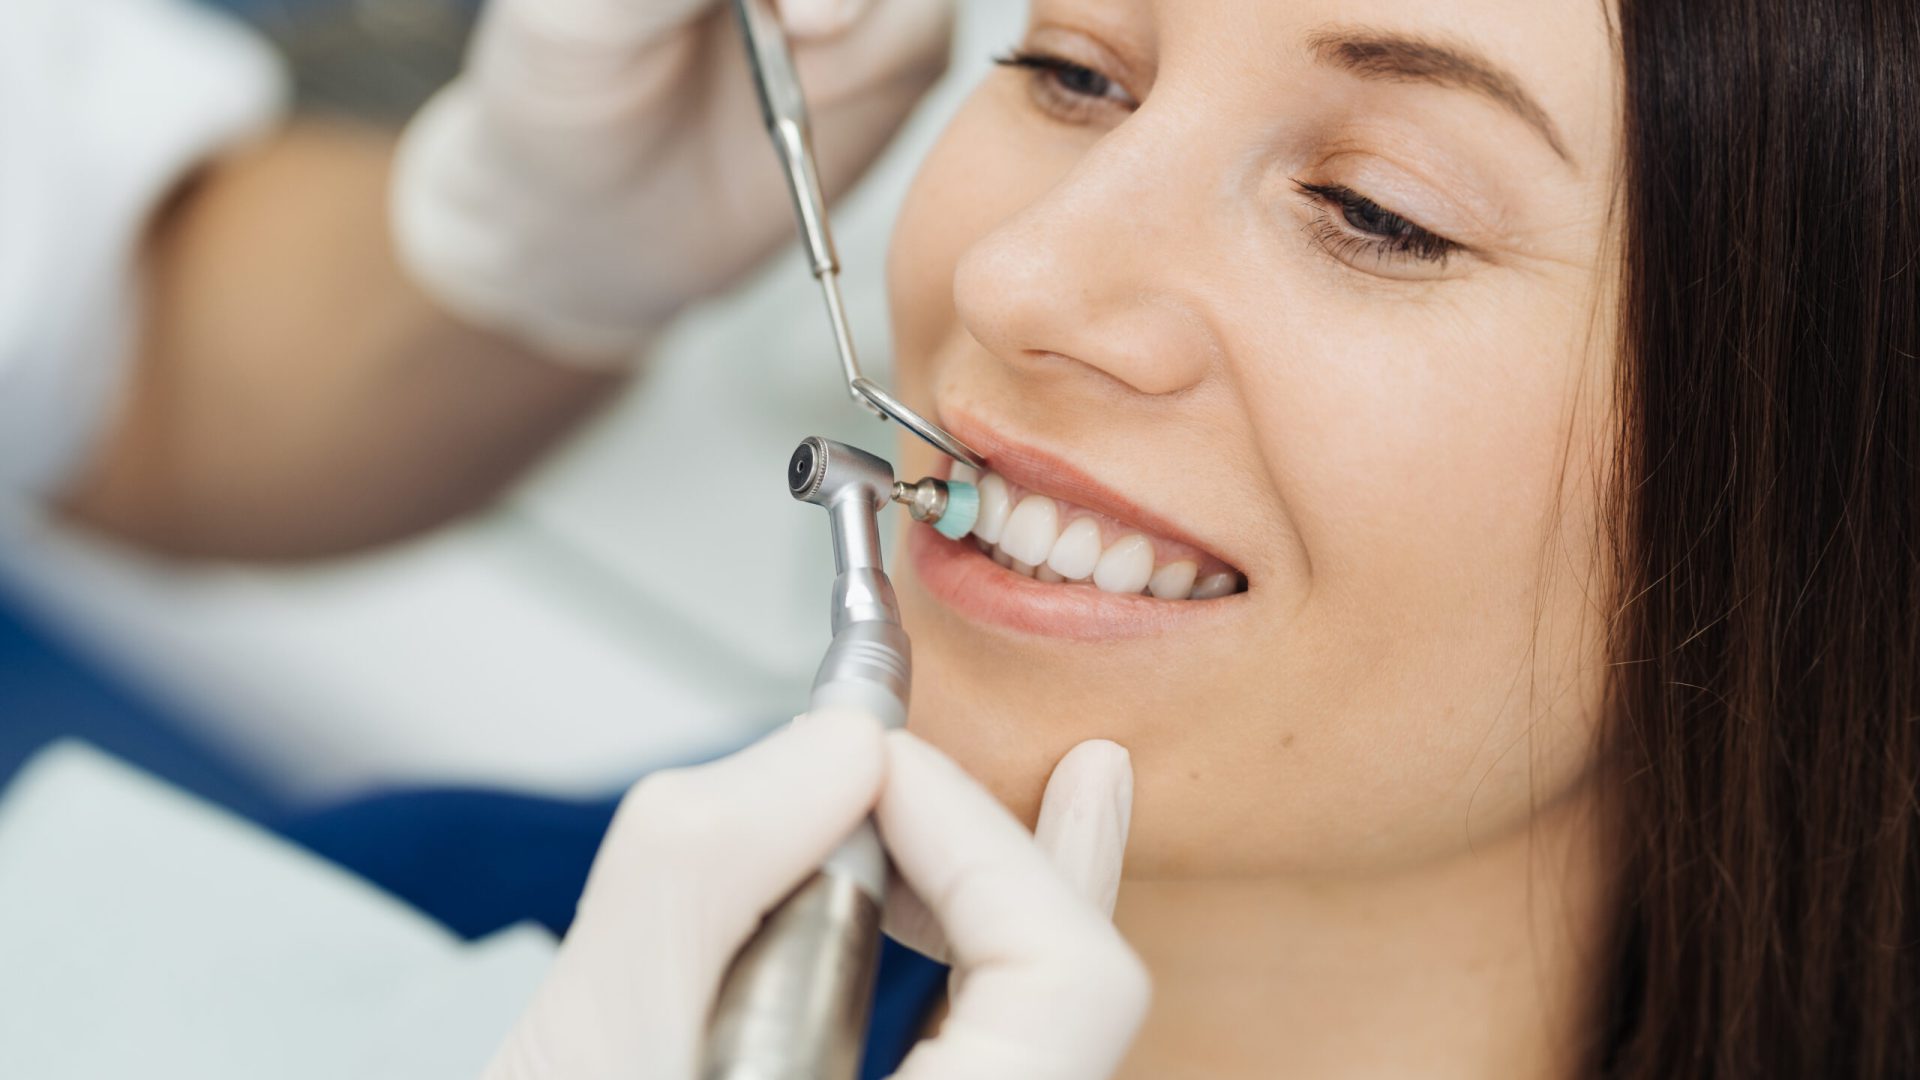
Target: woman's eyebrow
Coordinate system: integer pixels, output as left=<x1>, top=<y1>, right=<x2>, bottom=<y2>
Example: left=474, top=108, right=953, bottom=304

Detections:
left=1307, top=28, right=1575, bottom=168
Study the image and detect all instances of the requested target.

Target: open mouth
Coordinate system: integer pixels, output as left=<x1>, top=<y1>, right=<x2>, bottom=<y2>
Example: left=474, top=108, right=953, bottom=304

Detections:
left=904, top=413, right=1249, bottom=640
left=955, top=463, right=1247, bottom=601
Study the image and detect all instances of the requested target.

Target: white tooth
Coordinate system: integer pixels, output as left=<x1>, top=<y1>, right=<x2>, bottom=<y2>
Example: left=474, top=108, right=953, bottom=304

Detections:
left=992, top=548, right=1014, bottom=568
left=999, top=495, right=1060, bottom=566
left=1009, top=559, right=1038, bottom=578
left=1191, top=572, right=1241, bottom=600
left=1148, top=560, right=1198, bottom=600
left=1036, top=565, right=1066, bottom=584
left=1045, top=518, right=1103, bottom=581
left=1092, top=534, right=1155, bottom=595
left=973, top=474, right=1012, bottom=544
left=950, top=463, right=980, bottom=486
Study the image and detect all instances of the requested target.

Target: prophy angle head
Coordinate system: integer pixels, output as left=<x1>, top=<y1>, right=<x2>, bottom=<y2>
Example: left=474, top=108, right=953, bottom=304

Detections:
left=788, top=437, right=894, bottom=511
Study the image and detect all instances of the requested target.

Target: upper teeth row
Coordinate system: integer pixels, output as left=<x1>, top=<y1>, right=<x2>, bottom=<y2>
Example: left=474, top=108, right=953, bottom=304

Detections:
left=956, top=467, right=1243, bottom=601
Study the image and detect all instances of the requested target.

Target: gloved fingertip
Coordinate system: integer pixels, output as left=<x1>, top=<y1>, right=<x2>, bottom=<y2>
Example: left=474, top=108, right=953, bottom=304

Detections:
left=1047, top=739, right=1134, bottom=829
left=777, top=0, right=872, bottom=38
left=792, top=704, right=887, bottom=743
left=1057, top=738, right=1133, bottom=786
left=1034, top=740, right=1134, bottom=916
left=788, top=707, right=889, bottom=793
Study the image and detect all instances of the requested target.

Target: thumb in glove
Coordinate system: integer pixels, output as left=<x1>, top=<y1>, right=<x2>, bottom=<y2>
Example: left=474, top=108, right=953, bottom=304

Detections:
left=882, top=739, right=1134, bottom=963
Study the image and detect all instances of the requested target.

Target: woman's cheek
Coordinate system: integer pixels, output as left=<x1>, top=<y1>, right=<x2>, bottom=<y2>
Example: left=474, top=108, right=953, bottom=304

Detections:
left=888, top=103, right=991, bottom=368
left=888, top=87, right=1090, bottom=385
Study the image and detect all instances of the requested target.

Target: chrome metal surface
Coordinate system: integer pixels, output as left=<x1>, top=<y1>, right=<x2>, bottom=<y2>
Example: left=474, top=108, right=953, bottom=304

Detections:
left=811, top=620, right=910, bottom=710
left=732, top=0, right=988, bottom=464
left=853, top=380, right=987, bottom=470
left=703, top=439, right=915, bottom=1078
left=819, top=275, right=882, bottom=415
left=787, top=439, right=894, bottom=578
left=890, top=478, right=951, bottom=525
left=702, top=873, right=884, bottom=1080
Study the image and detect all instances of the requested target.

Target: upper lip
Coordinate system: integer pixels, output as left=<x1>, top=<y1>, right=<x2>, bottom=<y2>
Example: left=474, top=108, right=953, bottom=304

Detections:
left=939, top=409, right=1243, bottom=574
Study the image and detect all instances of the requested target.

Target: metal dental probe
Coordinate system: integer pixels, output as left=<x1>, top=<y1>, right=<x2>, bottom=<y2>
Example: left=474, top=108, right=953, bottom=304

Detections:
left=731, top=0, right=988, bottom=471
left=703, top=438, right=914, bottom=1080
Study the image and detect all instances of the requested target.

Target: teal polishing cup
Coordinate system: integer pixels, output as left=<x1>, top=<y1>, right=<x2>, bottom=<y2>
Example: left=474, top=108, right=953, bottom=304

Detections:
left=934, top=482, right=980, bottom=541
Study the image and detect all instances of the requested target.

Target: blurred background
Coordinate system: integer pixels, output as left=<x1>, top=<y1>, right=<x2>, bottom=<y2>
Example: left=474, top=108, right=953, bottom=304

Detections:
left=0, top=0, right=1025, bottom=806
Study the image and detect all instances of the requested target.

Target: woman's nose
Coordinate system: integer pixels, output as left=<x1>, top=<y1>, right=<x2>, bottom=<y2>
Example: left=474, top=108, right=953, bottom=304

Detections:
left=952, top=112, right=1221, bottom=398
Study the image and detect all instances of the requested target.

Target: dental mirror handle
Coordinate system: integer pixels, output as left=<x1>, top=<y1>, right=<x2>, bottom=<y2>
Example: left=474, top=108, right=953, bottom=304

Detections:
left=730, top=0, right=991, bottom=469
left=731, top=0, right=871, bottom=407
left=733, top=0, right=835, bottom=278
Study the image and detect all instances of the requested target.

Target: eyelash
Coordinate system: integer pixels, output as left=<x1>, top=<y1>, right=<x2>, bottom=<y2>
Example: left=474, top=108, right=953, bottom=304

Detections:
left=994, top=49, right=1135, bottom=116
left=1294, top=181, right=1462, bottom=267
left=995, top=48, right=1464, bottom=271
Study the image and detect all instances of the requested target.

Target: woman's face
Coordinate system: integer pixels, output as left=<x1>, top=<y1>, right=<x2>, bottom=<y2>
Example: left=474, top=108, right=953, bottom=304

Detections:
left=886, top=0, right=1623, bottom=878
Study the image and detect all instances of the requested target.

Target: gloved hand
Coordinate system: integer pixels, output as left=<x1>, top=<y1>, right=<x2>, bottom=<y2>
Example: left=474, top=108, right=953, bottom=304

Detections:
left=876, top=734, right=1145, bottom=1080
left=484, top=709, right=1147, bottom=1080
left=392, top=0, right=952, bottom=366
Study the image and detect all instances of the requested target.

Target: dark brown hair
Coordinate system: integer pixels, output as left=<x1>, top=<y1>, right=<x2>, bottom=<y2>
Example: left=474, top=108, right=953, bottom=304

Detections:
left=1601, top=0, right=1919, bottom=1074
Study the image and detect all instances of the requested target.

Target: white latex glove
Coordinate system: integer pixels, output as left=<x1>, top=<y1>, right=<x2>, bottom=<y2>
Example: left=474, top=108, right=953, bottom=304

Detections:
left=392, top=0, right=952, bottom=366
left=878, top=735, right=1146, bottom=1080
left=484, top=711, right=1147, bottom=1080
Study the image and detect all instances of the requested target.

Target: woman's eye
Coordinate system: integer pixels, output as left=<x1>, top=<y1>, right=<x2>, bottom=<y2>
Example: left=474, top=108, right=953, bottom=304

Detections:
left=1293, top=181, right=1464, bottom=273
left=995, top=49, right=1138, bottom=120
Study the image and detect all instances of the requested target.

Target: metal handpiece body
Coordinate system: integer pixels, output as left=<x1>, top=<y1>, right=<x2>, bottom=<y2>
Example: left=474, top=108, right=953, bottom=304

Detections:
left=702, top=438, right=910, bottom=1080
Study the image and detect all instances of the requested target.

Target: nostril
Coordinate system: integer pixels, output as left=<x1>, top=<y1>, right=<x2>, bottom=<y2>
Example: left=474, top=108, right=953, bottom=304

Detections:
left=954, top=242, right=1215, bottom=400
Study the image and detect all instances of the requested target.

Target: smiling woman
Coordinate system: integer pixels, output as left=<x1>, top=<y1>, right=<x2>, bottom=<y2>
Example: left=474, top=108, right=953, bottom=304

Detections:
left=12, top=0, right=1910, bottom=1073
left=873, top=0, right=1918, bottom=1076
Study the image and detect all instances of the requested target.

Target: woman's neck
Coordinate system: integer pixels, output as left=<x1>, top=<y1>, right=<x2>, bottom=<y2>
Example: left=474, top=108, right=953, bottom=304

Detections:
left=1110, top=791, right=1610, bottom=1079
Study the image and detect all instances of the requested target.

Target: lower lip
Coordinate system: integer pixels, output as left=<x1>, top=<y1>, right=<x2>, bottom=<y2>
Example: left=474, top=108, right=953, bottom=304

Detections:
left=905, top=525, right=1244, bottom=641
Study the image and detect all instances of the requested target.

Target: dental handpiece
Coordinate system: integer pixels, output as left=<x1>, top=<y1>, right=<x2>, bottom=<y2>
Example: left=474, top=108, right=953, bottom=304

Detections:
left=702, top=438, right=914, bottom=1080
left=730, top=0, right=988, bottom=472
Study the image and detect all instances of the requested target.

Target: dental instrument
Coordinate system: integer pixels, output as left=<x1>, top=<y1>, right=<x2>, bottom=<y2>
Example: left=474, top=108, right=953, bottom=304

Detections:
left=703, top=437, right=915, bottom=1080
left=891, top=475, right=981, bottom=541
left=731, top=0, right=988, bottom=471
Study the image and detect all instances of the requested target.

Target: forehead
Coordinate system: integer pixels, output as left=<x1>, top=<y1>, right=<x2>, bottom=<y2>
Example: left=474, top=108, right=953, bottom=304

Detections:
left=1053, top=0, right=1620, bottom=166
